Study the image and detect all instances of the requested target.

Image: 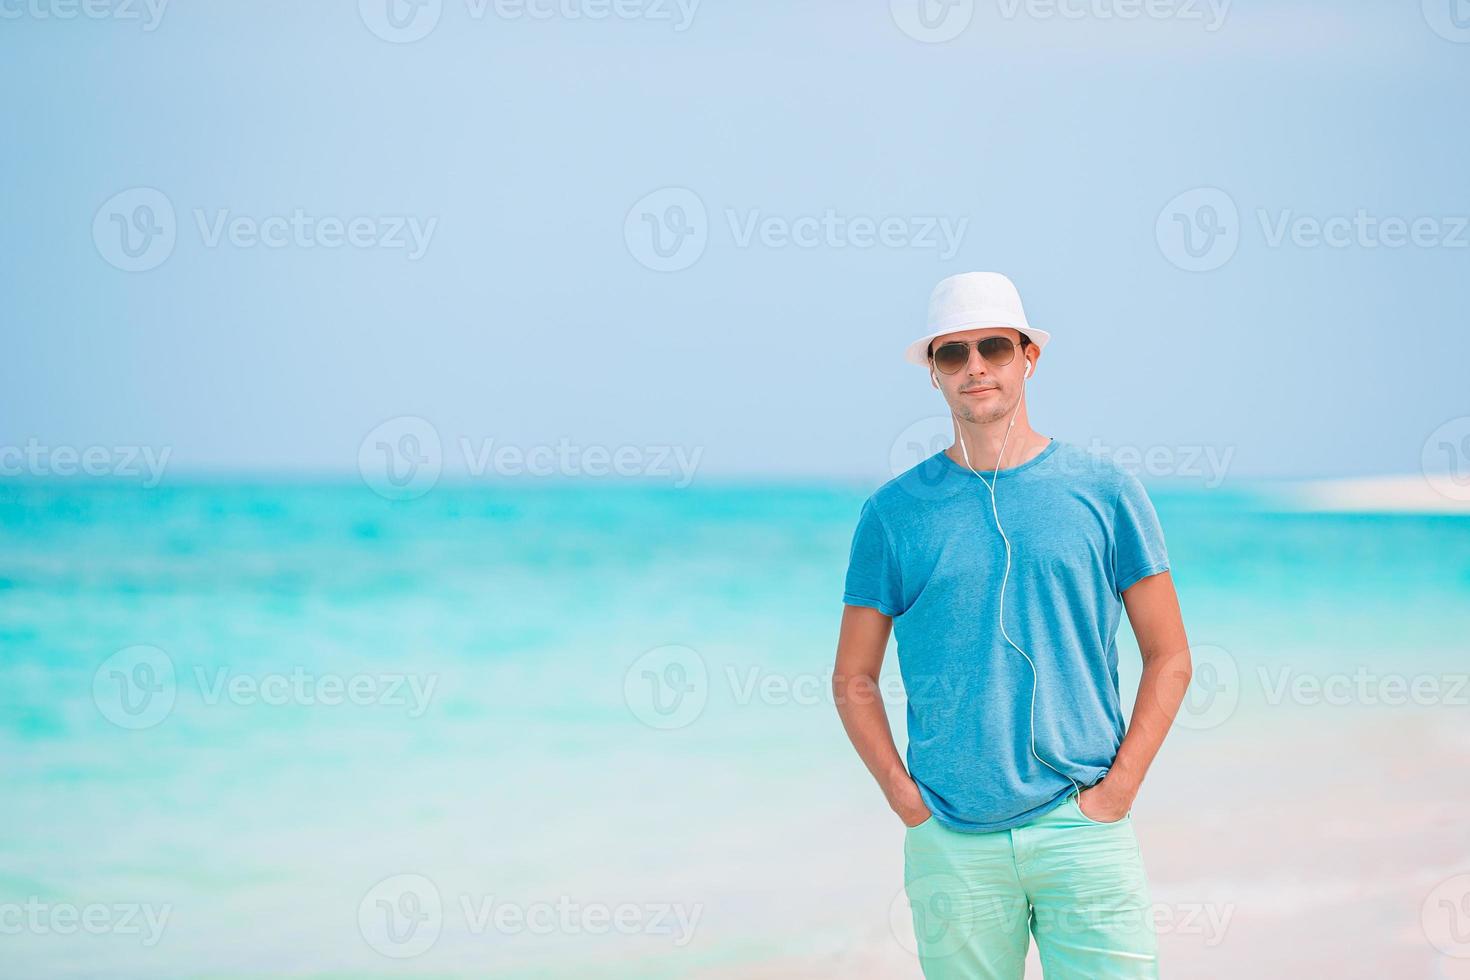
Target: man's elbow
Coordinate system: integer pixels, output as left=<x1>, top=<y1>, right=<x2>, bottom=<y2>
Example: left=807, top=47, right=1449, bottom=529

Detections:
left=832, top=667, right=880, bottom=711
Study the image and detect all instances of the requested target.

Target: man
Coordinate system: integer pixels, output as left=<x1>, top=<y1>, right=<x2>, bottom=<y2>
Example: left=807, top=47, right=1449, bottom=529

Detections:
left=832, top=272, right=1193, bottom=979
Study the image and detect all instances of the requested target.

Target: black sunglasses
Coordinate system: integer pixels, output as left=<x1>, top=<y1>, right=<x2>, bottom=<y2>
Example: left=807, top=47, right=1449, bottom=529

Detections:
left=930, top=336, right=1024, bottom=375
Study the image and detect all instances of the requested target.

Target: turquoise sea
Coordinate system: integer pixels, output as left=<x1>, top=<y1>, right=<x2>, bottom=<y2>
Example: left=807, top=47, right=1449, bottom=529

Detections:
left=3, top=479, right=1468, bottom=977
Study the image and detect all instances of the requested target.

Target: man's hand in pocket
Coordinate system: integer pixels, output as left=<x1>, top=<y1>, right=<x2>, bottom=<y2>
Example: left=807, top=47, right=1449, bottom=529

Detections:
left=888, top=774, right=933, bottom=828
left=1077, top=776, right=1133, bottom=823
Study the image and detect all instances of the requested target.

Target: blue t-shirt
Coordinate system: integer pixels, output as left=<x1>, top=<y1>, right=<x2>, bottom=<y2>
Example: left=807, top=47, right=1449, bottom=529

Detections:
left=842, top=438, right=1170, bottom=832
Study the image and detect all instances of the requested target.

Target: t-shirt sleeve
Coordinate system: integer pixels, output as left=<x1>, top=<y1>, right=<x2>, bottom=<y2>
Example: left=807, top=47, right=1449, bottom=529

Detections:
left=1112, top=470, right=1170, bottom=594
left=843, top=498, right=904, bottom=617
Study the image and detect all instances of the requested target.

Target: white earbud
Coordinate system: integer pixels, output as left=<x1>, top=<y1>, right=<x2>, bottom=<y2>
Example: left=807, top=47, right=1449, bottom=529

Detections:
left=1024, top=360, right=1032, bottom=379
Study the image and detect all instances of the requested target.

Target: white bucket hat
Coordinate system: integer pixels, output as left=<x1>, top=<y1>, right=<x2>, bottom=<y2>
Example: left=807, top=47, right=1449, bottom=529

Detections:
left=903, top=271, right=1051, bottom=367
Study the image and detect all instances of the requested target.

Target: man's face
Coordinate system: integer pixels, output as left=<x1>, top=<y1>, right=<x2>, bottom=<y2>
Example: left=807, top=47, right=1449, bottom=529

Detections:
left=928, top=327, right=1033, bottom=424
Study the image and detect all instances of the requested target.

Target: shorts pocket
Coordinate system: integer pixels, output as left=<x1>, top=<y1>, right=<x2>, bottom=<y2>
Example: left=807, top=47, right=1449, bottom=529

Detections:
left=905, top=813, right=935, bottom=832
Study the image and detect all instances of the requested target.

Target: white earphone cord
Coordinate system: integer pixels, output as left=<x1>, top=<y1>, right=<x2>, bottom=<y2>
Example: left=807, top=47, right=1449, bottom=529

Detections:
left=946, top=363, right=1082, bottom=801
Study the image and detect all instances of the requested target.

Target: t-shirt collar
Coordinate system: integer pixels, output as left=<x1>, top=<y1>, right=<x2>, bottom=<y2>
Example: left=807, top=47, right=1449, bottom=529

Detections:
left=934, top=437, right=1058, bottom=479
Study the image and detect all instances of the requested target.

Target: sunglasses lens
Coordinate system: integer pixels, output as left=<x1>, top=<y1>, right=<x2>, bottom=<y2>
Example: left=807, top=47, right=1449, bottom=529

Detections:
left=933, top=343, right=969, bottom=374
left=979, top=337, right=1016, bottom=365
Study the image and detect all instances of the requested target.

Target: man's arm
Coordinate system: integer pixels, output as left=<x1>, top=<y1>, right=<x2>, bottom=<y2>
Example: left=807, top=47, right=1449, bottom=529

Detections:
left=832, top=604, right=931, bottom=827
left=1078, top=569, right=1194, bottom=821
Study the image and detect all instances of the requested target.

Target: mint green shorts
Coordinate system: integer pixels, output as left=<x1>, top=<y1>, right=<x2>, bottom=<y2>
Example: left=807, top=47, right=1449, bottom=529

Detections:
left=903, top=791, right=1159, bottom=979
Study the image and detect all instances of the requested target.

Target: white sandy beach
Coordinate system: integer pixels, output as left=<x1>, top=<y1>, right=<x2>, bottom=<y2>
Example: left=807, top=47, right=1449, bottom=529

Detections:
left=1286, top=474, right=1470, bottom=514
left=684, top=708, right=1470, bottom=979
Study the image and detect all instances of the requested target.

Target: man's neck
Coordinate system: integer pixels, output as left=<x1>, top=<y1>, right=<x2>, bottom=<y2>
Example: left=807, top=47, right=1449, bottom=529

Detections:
left=945, top=422, right=1049, bottom=474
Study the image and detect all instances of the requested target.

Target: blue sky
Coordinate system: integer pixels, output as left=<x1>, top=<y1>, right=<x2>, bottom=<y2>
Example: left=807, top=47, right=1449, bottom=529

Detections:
left=2, top=1, right=1467, bottom=483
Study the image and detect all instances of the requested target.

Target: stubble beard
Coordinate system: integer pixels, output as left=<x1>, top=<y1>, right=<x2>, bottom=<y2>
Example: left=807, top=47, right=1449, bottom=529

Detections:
left=952, top=387, right=1015, bottom=425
